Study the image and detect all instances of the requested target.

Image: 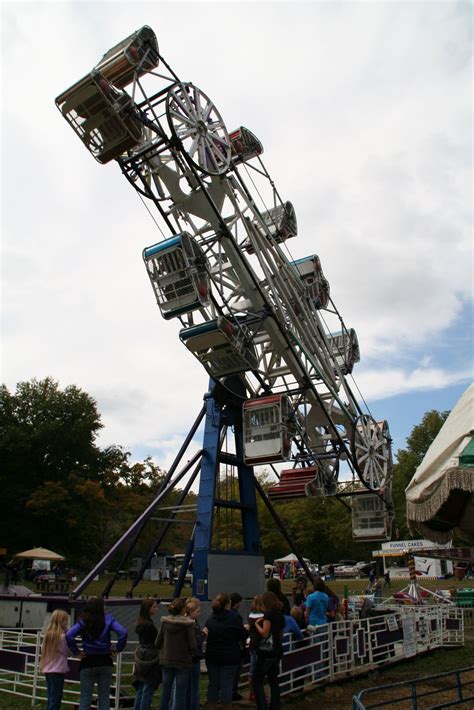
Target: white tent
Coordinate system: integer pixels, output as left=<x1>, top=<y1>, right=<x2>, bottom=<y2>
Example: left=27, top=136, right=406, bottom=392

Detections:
left=405, top=383, right=474, bottom=543
left=274, top=553, right=310, bottom=563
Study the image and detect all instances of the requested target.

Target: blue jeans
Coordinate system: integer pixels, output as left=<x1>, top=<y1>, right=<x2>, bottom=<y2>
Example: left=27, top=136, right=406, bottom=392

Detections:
left=79, top=665, right=113, bottom=710
left=160, top=667, right=190, bottom=710
left=170, top=659, right=200, bottom=710
left=206, top=663, right=238, bottom=704
left=232, top=656, right=243, bottom=697
left=45, top=673, right=65, bottom=710
left=134, top=681, right=155, bottom=710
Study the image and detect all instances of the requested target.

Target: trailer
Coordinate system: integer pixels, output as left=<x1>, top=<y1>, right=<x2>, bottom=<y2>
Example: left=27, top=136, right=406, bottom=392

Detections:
left=372, top=539, right=454, bottom=578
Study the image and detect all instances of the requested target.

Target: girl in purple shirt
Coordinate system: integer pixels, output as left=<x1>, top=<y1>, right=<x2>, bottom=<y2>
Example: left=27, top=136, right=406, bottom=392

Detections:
left=67, top=596, right=128, bottom=710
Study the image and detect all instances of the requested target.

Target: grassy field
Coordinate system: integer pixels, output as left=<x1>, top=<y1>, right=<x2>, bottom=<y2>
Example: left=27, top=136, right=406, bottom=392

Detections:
left=21, top=573, right=474, bottom=600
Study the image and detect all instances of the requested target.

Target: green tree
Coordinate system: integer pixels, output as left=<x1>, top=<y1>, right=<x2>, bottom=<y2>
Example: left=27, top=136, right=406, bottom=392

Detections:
left=0, top=377, right=106, bottom=555
left=0, top=378, right=174, bottom=565
left=391, top=409, right=449, bottom=539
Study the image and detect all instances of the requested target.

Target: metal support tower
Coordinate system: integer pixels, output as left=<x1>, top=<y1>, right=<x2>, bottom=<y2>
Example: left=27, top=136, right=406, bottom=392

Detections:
left=192, top=378, right=262, bottom=599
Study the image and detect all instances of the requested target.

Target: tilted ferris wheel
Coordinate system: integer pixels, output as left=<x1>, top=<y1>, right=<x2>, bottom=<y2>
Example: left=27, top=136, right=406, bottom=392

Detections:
left=56, top=25, right=394, bottom=600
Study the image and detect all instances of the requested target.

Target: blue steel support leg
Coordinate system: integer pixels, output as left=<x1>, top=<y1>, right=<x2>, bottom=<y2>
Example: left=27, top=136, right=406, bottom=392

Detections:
left=234, top=419, right=260, bottom=555
left=193, top=388, right=222, bottom=600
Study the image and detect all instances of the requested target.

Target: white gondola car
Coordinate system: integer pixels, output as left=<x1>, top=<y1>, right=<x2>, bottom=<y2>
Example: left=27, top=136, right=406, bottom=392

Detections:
left=180, top=316, right=258, bottom=378
left=229, top=126, right=263, bottom=164
left=95, top=25, right=159, bottom=89
left=55, top=71, right=144, bottom=164
left=244, top=201, right=297, bottom=254
left=351, top=491, right=392, bottom=542
left=290, top=255, right=330, bottom=309
left=327, top=328, right=360, bottom=375
left=243, top=394, right=296, bottom=465
left=143, top=233, right=211, bottom=319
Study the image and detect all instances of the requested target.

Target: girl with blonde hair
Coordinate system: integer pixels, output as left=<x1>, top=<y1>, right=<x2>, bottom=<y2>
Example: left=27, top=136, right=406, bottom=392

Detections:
left=40, top=609, right=70, bottom=710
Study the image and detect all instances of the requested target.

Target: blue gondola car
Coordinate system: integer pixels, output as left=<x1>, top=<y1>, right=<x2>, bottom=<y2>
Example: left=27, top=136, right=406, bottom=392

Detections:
left=179, top=316, right=258, bottom=378
left=143, top=233, right=211, bottom=319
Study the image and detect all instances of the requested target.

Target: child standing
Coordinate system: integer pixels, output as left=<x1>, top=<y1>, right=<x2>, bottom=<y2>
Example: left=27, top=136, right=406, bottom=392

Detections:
left=184, top=597, right=207, bottom=710
left=247, top=595, right=264, bottom=702
left=40, top=609, right=70, bottom=710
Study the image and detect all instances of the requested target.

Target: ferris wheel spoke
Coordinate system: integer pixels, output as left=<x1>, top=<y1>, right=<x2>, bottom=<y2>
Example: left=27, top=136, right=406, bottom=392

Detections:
left=169, top=107, right=195, bottom=127
left=208, top=119, right=225, bottom=130
left=204, top=138, right=221, bottom=171
left=211, top=134, right=231, bottom=150
left=175, top=127, right=196, bottom=141
left=172, top=92, right=198, bottom=123
left=203, top=100, right=213, bottom=122
left=205, top=135, right=225, bottom=166
left=179, top=87, right=198, bottom=118
left=188, top=135, right=201, bottom=159
left=197, top=141, right=208, bottom=171
left=193, top=85, right=203, bottom=119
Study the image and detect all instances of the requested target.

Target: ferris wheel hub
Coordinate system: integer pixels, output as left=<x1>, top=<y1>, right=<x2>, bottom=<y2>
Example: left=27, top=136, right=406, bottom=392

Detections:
left=196, top=120, right=208, bottom=135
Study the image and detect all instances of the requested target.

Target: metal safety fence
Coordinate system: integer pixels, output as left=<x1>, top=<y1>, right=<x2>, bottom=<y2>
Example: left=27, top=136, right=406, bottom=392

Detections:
left=0, top=605, right=467, bottom=708
left=352, top=666, right=474, bottom=709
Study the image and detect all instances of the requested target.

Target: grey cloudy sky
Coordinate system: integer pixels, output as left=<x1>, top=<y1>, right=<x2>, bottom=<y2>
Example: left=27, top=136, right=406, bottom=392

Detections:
left=2, top=1, right=472, bottom=470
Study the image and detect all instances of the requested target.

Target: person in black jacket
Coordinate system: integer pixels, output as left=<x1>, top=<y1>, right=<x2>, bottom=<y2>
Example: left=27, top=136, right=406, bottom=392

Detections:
left=133, top=598, right=161, bottom=710
left=253, top=591, right=285, bottom=710
left=204, top=593, right=248, bottom=710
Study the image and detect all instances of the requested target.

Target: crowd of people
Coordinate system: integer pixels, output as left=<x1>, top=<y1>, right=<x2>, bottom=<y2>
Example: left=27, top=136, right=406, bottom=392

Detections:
left=40, top=577, right=342, bottom=710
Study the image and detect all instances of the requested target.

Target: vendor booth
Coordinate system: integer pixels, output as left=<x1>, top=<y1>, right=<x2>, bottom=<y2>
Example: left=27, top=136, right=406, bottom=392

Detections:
left=274, top=552, right=310, bottom=579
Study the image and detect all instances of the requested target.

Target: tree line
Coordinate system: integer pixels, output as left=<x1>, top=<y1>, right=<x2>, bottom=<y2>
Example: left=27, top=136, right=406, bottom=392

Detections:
left=0, top=377, right=449, bottom=571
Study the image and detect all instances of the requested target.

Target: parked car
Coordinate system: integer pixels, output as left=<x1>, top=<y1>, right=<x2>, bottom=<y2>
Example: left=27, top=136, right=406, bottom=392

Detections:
left=335, top=561, right=373, bottom=578
left=335, top=565, right=356, bottom=577
left=354, top=561, right=373, bottom=576
left=321, top=562, right=345, bottom=576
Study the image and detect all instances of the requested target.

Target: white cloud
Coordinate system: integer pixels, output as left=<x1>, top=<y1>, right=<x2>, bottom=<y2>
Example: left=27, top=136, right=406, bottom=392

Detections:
left=1, top=2, right=472, bottom=462
left=352, top=365, right=473, bottom=403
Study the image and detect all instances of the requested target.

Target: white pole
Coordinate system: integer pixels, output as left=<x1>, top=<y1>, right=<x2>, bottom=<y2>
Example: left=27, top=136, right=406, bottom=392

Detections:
left=31, top=631, right=41, bottom=708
